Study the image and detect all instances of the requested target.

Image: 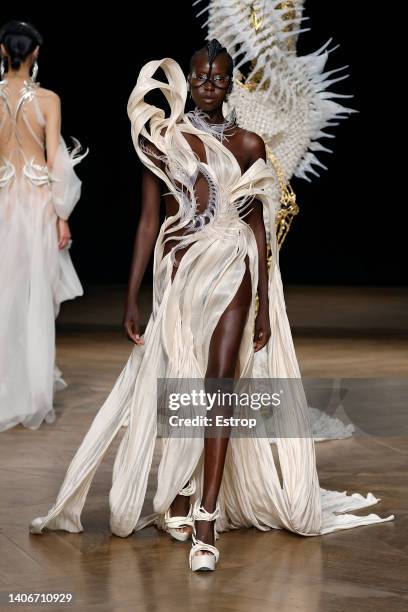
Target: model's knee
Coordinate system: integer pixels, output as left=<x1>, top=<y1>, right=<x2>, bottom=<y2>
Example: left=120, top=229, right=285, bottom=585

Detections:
left=205, top=363, right=236, bottom=379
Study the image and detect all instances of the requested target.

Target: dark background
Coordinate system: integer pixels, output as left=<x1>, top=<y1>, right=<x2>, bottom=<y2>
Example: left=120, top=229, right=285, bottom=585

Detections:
left=2, top=2, right=403, bottom=286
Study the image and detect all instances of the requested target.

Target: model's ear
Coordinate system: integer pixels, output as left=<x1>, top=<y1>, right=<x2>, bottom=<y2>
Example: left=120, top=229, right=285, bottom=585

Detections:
left=0, top=43, right=7, bottom=56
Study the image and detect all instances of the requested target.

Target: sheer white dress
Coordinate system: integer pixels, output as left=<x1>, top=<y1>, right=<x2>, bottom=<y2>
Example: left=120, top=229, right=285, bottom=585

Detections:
left=0, top=76, right=86, bottom=432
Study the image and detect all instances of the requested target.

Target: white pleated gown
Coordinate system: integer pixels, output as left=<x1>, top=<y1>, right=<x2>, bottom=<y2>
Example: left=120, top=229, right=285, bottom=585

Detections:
left=30, top=59, right=394, bottom=539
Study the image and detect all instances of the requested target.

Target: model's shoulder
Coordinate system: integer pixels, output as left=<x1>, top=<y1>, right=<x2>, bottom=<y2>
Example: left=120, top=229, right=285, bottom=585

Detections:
left=36, top=86, right=60, bottom=101
left=36, top=87, right=61, bottom=113
left=239, top=128, right=266, bottom=159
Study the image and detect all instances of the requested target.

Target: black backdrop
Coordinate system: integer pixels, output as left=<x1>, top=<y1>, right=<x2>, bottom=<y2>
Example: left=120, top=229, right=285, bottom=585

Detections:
left=2, top=2, right=403, bottom=286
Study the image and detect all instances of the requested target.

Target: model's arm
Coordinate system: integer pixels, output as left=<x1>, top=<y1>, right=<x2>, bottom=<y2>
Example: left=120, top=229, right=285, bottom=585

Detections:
left=44, top=91, right=61, bottom=171
left=43, top=91, right=71, bottom=250
left=123, top=156, right=162, bottom=345
left=243, top=132, right=271, bottom=352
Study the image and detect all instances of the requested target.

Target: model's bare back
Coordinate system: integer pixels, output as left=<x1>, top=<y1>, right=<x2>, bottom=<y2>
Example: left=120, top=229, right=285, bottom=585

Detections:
left=0, top=82, right=60, bottom=170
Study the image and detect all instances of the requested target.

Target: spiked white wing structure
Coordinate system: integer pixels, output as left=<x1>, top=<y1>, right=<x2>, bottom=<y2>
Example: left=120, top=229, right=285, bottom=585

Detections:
left=193, top=1, right=358, bottom=442
left=194, top=0, right=355, bottom=182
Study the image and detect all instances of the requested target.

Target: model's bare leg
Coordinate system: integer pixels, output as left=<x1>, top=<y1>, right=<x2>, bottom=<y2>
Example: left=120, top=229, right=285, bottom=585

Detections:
left=196, top=255, right=252, bottom=553
left=168, top=247, right=251, bottom=539
left=169, top=482, right=194, bottom=536
left=168, top=246, right=198, bottom=535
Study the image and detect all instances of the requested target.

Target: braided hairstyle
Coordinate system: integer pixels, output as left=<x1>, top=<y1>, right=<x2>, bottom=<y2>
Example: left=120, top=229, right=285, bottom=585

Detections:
left=190, top=38, right=234, bottom=84
left=0, top=20, right=43, bottom=71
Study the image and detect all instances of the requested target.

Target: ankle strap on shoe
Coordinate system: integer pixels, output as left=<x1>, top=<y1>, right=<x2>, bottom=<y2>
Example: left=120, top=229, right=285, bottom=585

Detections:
left=179, top=478, right=196, bottom=497
left=189, top=537, right=220, bottom=566
left=192, top=499, right=220, bottom=522
left=164, top=513, right=194, bottom=529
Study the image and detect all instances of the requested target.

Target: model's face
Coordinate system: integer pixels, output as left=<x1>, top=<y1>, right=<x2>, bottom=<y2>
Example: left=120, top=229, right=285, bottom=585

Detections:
left=189, top=53, right=232, bottom=112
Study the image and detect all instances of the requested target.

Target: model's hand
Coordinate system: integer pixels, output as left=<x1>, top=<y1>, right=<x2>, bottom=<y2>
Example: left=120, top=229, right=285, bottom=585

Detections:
left=253, top=307, right=271, bottom=352
left=123, top=303, right=144, bottom=345
left=57, top=218, right=71, bottom=250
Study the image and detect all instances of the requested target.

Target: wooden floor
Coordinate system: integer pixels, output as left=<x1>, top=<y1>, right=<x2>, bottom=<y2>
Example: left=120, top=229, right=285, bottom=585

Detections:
left=0, top=286, right=407, bottom=611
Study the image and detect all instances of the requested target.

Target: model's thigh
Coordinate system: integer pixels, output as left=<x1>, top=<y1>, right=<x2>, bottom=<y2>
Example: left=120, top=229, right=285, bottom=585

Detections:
left=205, top=255, right=252, bottom=379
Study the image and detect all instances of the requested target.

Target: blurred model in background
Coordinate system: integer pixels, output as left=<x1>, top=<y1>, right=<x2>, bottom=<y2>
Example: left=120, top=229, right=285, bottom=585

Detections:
left=0, top=20, right=88, bottom=432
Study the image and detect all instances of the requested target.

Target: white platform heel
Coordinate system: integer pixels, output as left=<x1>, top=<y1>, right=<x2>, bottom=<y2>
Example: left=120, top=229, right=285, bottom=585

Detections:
left=189, top=500, right=220, bottom=572
left=164, top=479, right=196, bottom=542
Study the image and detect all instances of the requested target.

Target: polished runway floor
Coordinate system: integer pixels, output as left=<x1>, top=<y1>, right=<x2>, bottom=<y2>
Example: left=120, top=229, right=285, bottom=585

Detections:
left=0, top=285, right=407, bottom=611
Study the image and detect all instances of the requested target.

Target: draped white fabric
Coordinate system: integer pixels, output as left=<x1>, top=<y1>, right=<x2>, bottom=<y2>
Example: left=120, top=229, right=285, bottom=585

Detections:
left=30, top=59, right=394, bottom=538
left=0, top=78, right=85, bottom=432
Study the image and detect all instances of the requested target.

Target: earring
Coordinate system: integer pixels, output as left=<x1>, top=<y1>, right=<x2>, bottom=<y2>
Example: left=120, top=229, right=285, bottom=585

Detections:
left=0, top=57, right=5, bottom=81
left=31, top=59, right=38, bottom=82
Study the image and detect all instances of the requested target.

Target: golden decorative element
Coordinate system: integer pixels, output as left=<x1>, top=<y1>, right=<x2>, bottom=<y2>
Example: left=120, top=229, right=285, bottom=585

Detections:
left=254, top=146, right=299, bottom=320
left=235, top=53, right=268, bottom=91
left=238, top=1, right=298, bottom=92
left=244, top=2, right=300, bottom=323
left=276, top=1, right=297, bottom=51
left=235, top=76, right=255, bottom=92
left=265, top=144, right=299, bottom=251
left=244, top=4, right=268, bottom=91
left=249, top=4, right=264, bottom=32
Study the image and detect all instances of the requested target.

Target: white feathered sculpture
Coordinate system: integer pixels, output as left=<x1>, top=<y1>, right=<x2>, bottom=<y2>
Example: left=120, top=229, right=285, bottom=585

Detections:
left=193, top=0, right=357, bottom=441
left=194, top=0, right=356, bottom=247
